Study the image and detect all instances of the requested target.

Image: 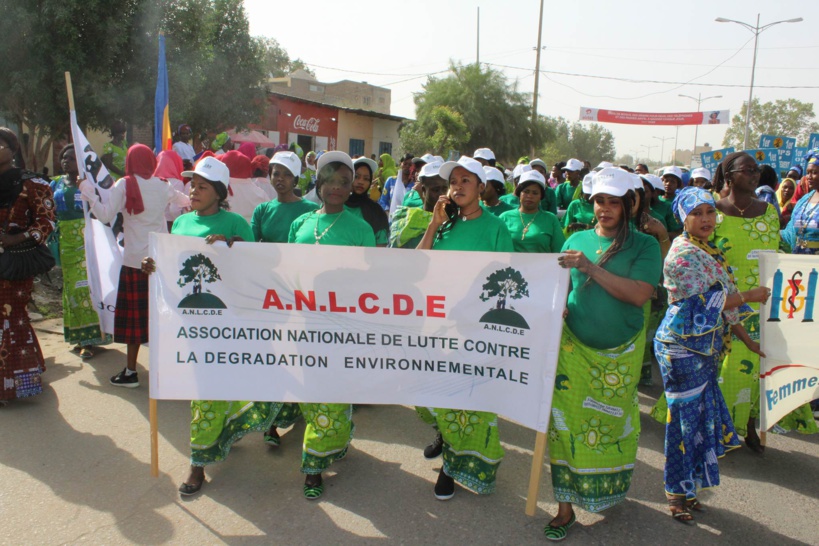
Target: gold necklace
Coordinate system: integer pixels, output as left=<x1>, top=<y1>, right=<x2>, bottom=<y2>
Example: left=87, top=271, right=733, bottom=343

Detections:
left=519, top=210, right=539, bottom=240
left=313, top=211, right=343, bottom=244
left=730, top=197, right=753, bottom=216
left=595, top=227, right=608, bottom=254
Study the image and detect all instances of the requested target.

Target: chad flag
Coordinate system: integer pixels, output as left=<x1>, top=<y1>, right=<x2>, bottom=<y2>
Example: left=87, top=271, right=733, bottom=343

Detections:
left=154, top=33, right=171, bottom=152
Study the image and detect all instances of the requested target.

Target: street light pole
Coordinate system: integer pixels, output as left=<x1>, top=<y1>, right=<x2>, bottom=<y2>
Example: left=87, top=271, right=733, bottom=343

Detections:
left=653, top=136, right=674, bottom=164
left=641, top=144, right=657, bottom=163
left=715, top=14, right=803, bottom=150
left=679, top=93, right=723, bottom=163
left=531, top=0, right=545, bottom=158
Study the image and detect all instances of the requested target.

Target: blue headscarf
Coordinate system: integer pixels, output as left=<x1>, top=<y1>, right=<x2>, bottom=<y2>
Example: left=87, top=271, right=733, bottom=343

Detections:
left=672, top=186, right=716, bottom=225
left=788, top=164, right=803, bottom=178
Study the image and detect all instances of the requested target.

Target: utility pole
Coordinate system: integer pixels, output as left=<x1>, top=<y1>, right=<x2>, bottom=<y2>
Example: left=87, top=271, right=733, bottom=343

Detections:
left=531, top=0, right=545, bottom=157
left=477, top=7, right=480, bottom=65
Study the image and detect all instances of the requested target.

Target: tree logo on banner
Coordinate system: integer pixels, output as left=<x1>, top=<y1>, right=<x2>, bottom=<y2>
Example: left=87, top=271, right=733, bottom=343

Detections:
left=478, top=267, right=531, bottom=330
left=177, top=254, right=227, bottom=309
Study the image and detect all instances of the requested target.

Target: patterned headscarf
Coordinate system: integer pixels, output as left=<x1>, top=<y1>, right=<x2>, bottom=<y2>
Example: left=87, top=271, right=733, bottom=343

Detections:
left=211, top=132, right=230, bottom=151
left=805, top=148, right=819, bottom=170
left=672, top=185, right=716, bottom=225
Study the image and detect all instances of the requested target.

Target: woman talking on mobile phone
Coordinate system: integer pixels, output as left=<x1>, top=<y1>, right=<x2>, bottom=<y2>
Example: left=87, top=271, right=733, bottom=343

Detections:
left=416, top=156, right=513, bottom=501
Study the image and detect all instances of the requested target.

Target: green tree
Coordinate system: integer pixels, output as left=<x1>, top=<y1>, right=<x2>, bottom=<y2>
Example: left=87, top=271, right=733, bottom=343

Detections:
left=722, top=98, right=819, bottom=149
left=177, top=254, right=221, bottom=295
left=399, top=106, right=471, bottom=157
left=404, top=62, right=552, bottom=162
left=538, top=117, right=616, bottom=167
left=480, top=267, right=529, bottom=310
left=256, top=37, right=314, bottom=78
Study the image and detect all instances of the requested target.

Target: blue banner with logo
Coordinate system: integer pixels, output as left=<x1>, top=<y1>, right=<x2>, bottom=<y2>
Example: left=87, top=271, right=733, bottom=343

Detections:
left=759, top=135, right=796, bottom=175
left=700, top=147, right=735, bottom=174
left=792, top=147, right=809, bottom=172
left=744, top=148, right=779, bottom=171
left=808, top=133, right=819, bottom=151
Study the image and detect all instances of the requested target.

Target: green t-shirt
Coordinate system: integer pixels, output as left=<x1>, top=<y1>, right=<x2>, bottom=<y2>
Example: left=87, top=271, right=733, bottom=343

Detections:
left=499, top=187, right=558, bottom=215
left=562, top=229, right=662, bottom=349
left=556, top=181, right=580, bottom=210
left=402, top=189, right=424, bottom=209
left=288, top=209, right=376, bottom=247
left=562, top=198, right=595, bottom=229
left=345, top=205, right=388, bottom=245
left=499, top=209, right=565, bottom=253
left=651, top=199, right=681, bottom=232
left=102, top=140, right=128, bottom=174
left=172, top=209, right=254, bottom=241
left=251, top=199, right=319, bottom=243
left=432, top=211, right=514, bottom=252
left=482, top=200, right=515, bottom=217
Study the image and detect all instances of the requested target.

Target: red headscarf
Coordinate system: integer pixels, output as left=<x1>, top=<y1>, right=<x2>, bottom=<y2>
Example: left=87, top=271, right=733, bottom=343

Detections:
left=124, top=144, right=157, bottom=215
left=221, top=150, right=253, bottom=179
left=237, top=141, right=256, bottom=161
left=251, top=154, right=270, bottom=176
left=153, top=150, right=183, bottom=181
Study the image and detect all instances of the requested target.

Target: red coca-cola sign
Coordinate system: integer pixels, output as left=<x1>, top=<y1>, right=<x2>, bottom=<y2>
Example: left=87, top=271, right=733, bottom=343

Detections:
left=294, top=115, right=320, bottom=133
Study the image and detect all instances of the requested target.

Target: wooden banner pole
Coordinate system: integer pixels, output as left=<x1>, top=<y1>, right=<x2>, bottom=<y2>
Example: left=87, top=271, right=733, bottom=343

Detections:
left=64, top=72, right=75, bottom=111
left=150, top=398, right=159, bottom=477
left=525, top=431, right=548, bottom=516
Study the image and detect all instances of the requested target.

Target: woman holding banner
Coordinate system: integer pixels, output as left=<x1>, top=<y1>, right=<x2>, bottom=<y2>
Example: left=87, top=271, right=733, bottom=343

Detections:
left=416, top=156, right=514, bottom=501
left=51, top=144, right=111, bottom=358
left=654, top=186, right=766, bottom=521
left=547, top=168, right=661, bottom=541
left=288, top=151, right=375, bottom=500
left=250, top=150, right=317, bottom=446
left=142, top=156, right=276, bottom=496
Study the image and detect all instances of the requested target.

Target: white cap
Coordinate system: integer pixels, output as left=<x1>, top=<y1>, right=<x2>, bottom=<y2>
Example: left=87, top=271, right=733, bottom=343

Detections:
left=353, top=156, right=378, bottom=176
left=529, top=158, right=548, bottom=171
left=582, top=173, right=594, bottom=194
left=270, top=151, right=302, bottom=179
left=690, top=167, right=711, bottom=182
left=473, top=148, right=495, bottom=161
left=629, top=173, right=644, bottom=190
left=432, top=155, right=445, bottom=163
left=662, top=166, right=683, bottom=180
left=595, top=161, right=614, bottom=171
left=483, top=166, right=506, bottom=184
left=412, top=153, right=436, bottom=165
left=512, top=163, right=532, bottom=179
left=643, top=174, right=664, bottom=192
left=518, top=169, right=547, bottom=190
left=439, top=156, right=488, bottom=183
left=591, top=167, right=634, bottom=198
left=562, top=158, right=583, bottom=172
left=181, top=156, right=230, bottom=189
left=419, top=160, right=444, bottom=179
left=316, top=150, right=355, bottom=175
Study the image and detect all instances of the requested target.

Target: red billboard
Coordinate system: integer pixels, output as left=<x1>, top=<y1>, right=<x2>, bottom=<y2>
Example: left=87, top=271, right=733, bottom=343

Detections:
left=579, top=107, right=729, bottom=126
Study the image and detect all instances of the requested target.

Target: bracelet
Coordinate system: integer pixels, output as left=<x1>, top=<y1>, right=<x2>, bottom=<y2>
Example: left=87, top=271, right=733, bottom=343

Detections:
left=23, top=231, right=31, bottom=240
left=659, top=237, right=670, bottom=243
left=739, top=291, right=746, bottom=304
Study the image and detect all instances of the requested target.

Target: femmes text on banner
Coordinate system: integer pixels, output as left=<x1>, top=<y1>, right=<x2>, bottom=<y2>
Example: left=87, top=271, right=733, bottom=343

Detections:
left=758, top=253, right=819, bottom=430
left=579, top=107, right=729, bottom=126
left=148, top=234, right=571, bottom=433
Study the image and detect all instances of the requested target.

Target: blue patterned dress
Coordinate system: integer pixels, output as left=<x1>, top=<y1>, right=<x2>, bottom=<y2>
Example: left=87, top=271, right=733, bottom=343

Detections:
left=654, top=235, right=752, bottom=499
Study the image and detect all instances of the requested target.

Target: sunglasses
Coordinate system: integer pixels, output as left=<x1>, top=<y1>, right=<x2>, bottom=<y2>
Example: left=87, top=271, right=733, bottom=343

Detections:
left=729, top=167, right=761, bottom=175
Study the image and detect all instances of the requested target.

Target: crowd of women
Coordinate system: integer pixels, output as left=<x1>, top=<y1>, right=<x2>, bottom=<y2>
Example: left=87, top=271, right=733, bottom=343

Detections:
left=2, top=122, right=818, bottom=541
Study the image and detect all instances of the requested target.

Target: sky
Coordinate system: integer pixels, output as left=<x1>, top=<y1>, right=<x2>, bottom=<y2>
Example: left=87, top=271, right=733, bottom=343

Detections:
left=244, top=0, right=818, bottom=164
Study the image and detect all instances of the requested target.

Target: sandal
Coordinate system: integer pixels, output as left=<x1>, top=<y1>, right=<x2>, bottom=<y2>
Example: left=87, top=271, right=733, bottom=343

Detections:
left=263, top=427, right=280, bottom=447
left=71, top=344, right=82, bottom=353
left=668, top=497, right=694, bottom=523
left=79, top=347, right=95, bottom=359
left=303, top=475, right=323, bottom=500
left=544, top=511, right=576, bottom=541
left=686, top=499, right=706, bottom=513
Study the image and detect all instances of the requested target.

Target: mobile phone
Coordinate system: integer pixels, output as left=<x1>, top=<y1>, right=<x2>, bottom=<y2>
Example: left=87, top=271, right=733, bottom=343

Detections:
left=444, top=190, right=458, bottom=219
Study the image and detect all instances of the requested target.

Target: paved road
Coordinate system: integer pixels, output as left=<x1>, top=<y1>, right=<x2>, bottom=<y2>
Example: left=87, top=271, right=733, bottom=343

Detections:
left=1, top=319, right=817, bottom=545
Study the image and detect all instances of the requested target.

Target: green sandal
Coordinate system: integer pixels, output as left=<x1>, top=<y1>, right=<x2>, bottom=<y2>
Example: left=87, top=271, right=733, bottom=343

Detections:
left=304, top=476, right=324, bottom=500
left=263, top=427, right=280, bottom=447
left=544, top=512, right=576, bottom=541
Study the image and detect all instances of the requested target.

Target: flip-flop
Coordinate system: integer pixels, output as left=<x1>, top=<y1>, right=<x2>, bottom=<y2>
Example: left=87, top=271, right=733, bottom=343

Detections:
left=303, top=482, right=324, bottom=500
left=79, top=347, right=95, bottom=359
left=544, top=512, right=576, bottom=541
left=178, top=480, right=204, bottom=496
left=687, top=499, right=706, bottom=513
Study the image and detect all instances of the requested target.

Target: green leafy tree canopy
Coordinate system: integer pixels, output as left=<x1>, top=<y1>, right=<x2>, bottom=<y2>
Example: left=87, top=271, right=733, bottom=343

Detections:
left=538, top=117, right=616, bottom=168
left=722, top=98, right=819, bottom=148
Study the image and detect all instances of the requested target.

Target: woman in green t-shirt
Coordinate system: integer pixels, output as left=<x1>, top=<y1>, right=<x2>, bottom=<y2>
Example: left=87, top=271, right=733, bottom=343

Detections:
left=142, top=157, right=276, bottom=498
left=544, top=167, right=662, bottom=541
left=417, top=156, right=513, bottom=501
left=499, top=169, right=565, bottom=253
left=250, top=151, right=318, bottom=244
left=288, top=152, right=375, bottom=500
left=346, top=156, right=389, bottom=246
left=562, top=173, right=595, bottom=234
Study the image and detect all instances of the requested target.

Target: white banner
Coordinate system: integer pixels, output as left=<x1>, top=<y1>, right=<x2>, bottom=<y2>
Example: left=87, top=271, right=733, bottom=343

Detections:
left=759, top=253, right=819, bottom=430
left=70, top=111, right=123, bottom=334
left=148, top=233, right=570, bottom=432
